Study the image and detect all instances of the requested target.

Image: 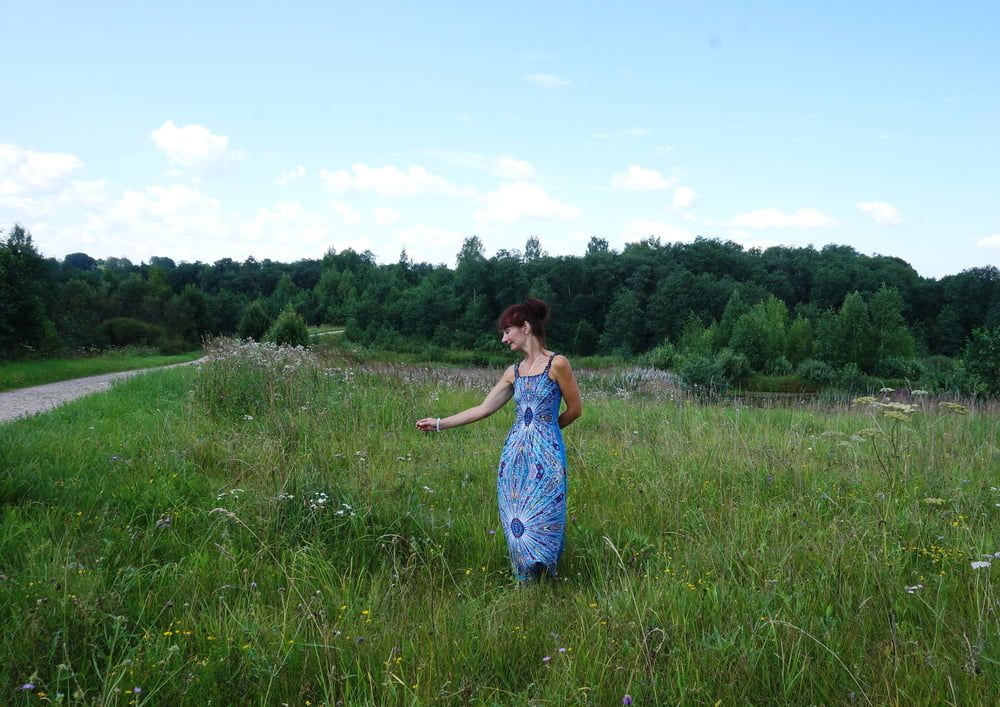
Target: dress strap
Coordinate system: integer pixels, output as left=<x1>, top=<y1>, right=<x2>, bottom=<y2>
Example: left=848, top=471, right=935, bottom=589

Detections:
left=543, top=352, right=558, bottom=377
left=513, top=361, right=520, bottom=379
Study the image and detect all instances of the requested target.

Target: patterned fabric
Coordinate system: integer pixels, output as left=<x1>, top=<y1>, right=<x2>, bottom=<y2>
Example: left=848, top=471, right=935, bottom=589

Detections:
left=497, top=353, right=567, bottom=580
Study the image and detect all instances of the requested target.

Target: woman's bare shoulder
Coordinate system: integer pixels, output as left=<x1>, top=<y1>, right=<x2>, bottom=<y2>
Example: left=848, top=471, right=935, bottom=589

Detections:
left=550, top=354, right=573, bottom=371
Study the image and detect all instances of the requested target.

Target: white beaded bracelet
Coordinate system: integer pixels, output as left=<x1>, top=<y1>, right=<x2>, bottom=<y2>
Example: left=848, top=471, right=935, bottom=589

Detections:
left=436, top=417, right=441, bottom=432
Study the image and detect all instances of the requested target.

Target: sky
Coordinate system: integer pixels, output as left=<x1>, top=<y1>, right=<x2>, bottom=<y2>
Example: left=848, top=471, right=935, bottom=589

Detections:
left=1, top=1, right=998, bottom=278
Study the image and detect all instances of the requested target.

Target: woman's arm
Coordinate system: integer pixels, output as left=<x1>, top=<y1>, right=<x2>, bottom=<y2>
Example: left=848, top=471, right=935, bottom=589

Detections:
left=416, top=365, right=515, bottom=432
left=551, top=355, right=582, bottom=429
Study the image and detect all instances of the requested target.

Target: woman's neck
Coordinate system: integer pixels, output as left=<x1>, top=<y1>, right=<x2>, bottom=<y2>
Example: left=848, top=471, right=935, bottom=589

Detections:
left=522, top=339, right=549, bottom=364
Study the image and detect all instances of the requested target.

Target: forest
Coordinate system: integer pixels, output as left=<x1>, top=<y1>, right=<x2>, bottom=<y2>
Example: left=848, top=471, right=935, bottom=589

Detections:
left=2, top=223, right=999, bottom=395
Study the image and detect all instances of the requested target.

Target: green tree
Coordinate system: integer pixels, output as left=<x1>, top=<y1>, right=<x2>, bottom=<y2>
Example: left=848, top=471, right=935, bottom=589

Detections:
left=869, top=284, right=916, bottom=363
left=600, top=288, right=644, bottom=355
left=820, top=292, right=876, bottom=371
left=785, top=315, right=814, bottom=366
left=571, top=319, right=599, bottom=356
left=0, top=224, right=59, bottom=357
left=962, top=326, right=1000, bottom=396
left=266, top=306, right=310, bottom=347
left=729, top=296, right=788, bottom=370
left=524, top=236, right=546, bottom=261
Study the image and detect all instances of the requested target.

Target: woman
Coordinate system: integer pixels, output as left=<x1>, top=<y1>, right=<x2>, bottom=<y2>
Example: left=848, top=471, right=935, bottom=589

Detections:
left=416, top=299, right=582, bottom=581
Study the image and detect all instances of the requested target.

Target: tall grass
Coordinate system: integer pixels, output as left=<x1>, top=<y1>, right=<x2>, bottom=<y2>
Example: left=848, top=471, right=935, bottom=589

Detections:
left=0, top=340, right=996, bottom=704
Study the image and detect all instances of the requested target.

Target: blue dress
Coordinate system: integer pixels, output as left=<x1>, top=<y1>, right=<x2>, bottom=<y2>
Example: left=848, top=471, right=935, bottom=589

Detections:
left=497, top=353, right=568, bottom=581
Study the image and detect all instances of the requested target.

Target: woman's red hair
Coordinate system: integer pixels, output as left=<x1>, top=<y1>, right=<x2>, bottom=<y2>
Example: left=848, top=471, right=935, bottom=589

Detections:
left=498, top=298, right=551, bottom=345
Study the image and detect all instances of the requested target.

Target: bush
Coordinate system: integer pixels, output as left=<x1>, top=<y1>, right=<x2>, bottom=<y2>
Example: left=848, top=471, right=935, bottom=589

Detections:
left=796, top=359, right=837, bottom=388
left=266, top=307, right=310, bottom=348
left=646, top=341, right=676, bottom=371
left=918, top=355, right=970, bottom=394
left=238, top=301, right=272, bottom=341
left=100, top=317, right=166, bottom=347
left=838, top=362, right=875, bottom=393
left=875, top=355, right=925, bottom=381
left=764, top=356, right=792, bottom=376
left=963, top=326, right=1000, bottom=396
left=717, top=348, right=751, bottom=384
left=676, top=353, right=729, bottom=395
left=157, top=333, right=189, bottom=355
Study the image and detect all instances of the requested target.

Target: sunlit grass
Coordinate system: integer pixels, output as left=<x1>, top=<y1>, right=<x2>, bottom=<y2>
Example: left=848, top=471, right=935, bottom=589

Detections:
left=0, top=349, right=202, bottom=392
left=0, top=342, right=996, bottom=704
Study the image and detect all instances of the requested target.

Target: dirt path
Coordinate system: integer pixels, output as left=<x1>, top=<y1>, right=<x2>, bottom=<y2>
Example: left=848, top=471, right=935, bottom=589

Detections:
left=0, top=359, right=204, bottom=424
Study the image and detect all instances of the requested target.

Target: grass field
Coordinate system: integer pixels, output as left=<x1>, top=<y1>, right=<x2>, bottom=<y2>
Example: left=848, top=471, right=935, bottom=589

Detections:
left=0, top=350, right=203, bottom=392
left=1, top=340, right=997, bottom=704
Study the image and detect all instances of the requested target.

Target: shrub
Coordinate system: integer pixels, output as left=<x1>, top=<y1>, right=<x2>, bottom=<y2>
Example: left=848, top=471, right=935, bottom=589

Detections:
left=646, top=341, right=676, bottom=371
left=238, top=301, right=272, bottom=341
left=266, top=306, right=310, bottom=348
left=838, top=362, right=875, bottom=393
left=919, top=355, right=970, bottom=394
left=676, top=353, right=729, bottom=395
left=157, top=333, right=189, bottom=355
left=963, top=326, right=1000, bottom=396
left=717, top=348, right=751, bottom=384
left=764, top=356, right=792, bottom=376
left=100, top=317, right=166, bottom=347
left=796, top=359, right=837, bottom=388
left=875, top=355, right=925, bottom=381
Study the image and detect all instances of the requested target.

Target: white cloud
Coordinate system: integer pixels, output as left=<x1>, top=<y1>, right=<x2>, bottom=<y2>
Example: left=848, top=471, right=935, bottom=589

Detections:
left=525, top=73, right=570, bottom=89
left=391, top=224, right=466, bottom=264
left=672, top=186, right=696, bottom=208
left=494, top=156, right=535, bottom=179
left=150, top=120, right=242, bottom=168
left=329, top=200, right=361, bottom=224
left=0, top=143, right=83, bottom=194
left=977, top=234, right=1000, bottom=250
left=611, top=165, right=675, bottom=191
left=319, top=163, right=471, bottom=197
left=728, top=228, right=785, bottom=251
left=857, top=201, right=902, bottom=224
left=372, top=207, right=401, bottom=226
left=730, top=208, right=837, bottom=229
left=474, top=182, right=580, bottom=224
left=621, top=219, right=694, bottom=244
left=276, top=165, right=306, bottom=186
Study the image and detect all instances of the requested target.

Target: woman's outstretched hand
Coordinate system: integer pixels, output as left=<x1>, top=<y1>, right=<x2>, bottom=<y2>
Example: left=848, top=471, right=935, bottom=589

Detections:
left=415, top=417, right=439, bottom=432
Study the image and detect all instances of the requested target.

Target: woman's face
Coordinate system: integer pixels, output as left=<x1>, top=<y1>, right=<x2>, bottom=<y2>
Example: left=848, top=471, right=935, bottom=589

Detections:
left=501, top=323, right=530, bottom=351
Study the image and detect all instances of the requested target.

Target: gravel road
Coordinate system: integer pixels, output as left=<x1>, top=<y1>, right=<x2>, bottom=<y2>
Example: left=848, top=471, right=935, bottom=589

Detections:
left=0, top=359, right=203, bottom=424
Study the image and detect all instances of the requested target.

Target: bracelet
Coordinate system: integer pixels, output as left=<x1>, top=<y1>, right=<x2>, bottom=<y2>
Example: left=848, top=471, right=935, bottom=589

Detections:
left=436, top=417, right=441, bottom=432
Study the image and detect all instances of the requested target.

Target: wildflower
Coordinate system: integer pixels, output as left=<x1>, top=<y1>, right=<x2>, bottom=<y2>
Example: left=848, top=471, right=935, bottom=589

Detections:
left=971, top=561, right=991, bottom=570
left=904, top=584, right=924, bottom=594
left=558, top=647, right=567, bottom=653
left=623, top=695, right=634, bottom=705
left=542, top=656, right=551, bottom=663
left=132, top=687, right=142, bottom=694
left=18, top=683, right=35, bottom=691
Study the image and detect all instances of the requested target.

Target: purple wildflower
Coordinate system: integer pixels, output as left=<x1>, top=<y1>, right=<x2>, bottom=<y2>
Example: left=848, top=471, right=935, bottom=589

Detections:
left=133, top=687, right=142, bottom=694
left=18, top=683, right=35, bottom=691
left=623, top=695, right=633, bottom=705
left=542, top=655, right=551, bottom=663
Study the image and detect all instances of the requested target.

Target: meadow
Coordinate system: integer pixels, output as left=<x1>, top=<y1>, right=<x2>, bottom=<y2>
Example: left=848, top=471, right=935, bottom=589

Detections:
left=0, top=349, right=203, bottom=392
left=1, top=339, right=997, bottom=705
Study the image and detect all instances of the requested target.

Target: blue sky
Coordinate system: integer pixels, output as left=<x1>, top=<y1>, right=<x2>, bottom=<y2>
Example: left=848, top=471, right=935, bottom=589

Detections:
left=2, top=1, right=998, bottom=277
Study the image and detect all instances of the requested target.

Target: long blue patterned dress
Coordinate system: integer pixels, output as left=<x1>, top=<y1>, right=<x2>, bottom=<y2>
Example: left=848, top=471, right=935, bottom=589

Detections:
left=497, top=353, right=567, bottom=581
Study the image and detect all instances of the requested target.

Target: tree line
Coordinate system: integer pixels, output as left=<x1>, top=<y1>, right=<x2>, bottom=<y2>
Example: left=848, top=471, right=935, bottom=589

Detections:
left=2, top=224, right=998, bottom=394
